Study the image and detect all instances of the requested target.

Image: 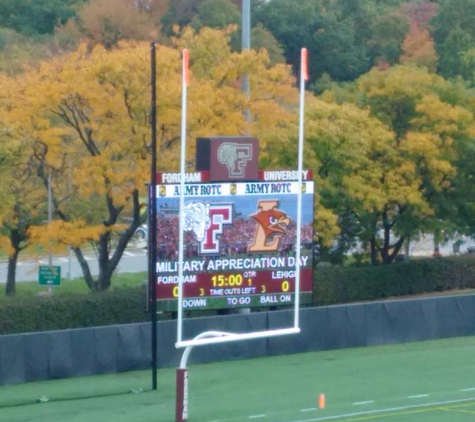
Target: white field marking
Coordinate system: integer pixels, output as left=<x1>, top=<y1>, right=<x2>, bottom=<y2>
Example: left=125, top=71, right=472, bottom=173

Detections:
left=461, top=388, right=475, bottom=392
left=408, top=394, right=429, bottom=399
left=288, top=396, right=475, bottom=422
left=249, top=415, right=266, bottom=419
left=353, top=401, right=375, bottom=406
left=300, top=408, right=318, bottom=412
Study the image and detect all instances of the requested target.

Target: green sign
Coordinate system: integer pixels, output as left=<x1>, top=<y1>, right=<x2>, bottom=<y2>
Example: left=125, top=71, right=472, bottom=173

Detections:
left=38, top=266, right=61, bottom=286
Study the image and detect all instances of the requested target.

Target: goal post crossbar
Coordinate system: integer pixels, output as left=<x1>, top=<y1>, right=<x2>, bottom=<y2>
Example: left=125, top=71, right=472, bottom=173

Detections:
left=176, top=327, right=300, bottom=350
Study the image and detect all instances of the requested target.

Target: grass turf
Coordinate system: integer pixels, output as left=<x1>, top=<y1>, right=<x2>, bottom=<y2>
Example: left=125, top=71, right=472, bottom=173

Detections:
left=1, top=336, right=475, bottom=422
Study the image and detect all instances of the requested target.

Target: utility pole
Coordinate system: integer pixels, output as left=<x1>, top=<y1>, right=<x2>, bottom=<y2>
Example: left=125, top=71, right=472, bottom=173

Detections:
left=48, top=173, right=53, bottom=296
left=242, top=0, right=251, bottom=124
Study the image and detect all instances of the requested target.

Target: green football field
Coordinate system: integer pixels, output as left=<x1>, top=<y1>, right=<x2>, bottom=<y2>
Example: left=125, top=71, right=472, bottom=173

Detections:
left=2, top=336, right=475, bottom=422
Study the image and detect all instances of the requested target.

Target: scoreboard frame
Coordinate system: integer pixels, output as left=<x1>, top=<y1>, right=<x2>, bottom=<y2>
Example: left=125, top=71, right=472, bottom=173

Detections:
left=152, top=170, right=315, bottom=311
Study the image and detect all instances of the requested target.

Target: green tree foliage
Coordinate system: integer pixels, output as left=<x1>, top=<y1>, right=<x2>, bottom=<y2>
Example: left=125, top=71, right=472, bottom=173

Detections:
left=161, top=0, right=202, bottom=35
left=437, top=25, right=473, bottom=80
left=191, top=0, right=241, bottom=29
left=368, top=10, right=409, bottom=65
left=461, top=48, right=475, bottom=85
left=0, top=0, right=86, bottom=36
left=432, top=0, right=475, bottom=44
left=254, top=0, right=371, bottom=82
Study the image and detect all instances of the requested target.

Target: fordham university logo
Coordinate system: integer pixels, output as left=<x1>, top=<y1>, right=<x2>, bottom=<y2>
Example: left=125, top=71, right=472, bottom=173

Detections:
left=217, top=142, right=253, bottom=178
left=183, top=201, right=233, bottom=254
left=248, top=200, right=291, bottom=252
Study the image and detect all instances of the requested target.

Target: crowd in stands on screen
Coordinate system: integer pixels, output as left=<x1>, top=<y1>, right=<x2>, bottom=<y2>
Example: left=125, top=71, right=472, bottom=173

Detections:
left=156, top=216, right=314, bottom=258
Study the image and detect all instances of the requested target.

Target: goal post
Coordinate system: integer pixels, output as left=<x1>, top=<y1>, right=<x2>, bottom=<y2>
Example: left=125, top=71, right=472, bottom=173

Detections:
left=162, top=48, right=311, bottom=422
left=173, top=47, right=310, bottom=348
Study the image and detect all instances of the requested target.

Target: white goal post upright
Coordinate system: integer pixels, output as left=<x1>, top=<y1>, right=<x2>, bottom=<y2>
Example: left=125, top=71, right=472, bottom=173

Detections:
left=294, top=47, right=308, bottom=330
left=174, top=48, right=309, bottom=349
left=177, top=49, right=189, bottom=345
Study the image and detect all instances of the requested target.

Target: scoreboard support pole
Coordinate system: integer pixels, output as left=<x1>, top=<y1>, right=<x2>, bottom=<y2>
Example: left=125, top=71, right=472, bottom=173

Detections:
left=149, top=41, right=159, bottom=391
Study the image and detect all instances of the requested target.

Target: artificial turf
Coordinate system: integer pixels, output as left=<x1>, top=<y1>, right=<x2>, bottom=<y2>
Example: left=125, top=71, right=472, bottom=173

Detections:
left=1, top=335, right=475, bottom=422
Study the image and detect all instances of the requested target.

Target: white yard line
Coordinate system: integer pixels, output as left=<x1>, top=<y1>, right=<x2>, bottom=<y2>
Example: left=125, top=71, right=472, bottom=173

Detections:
left=353, top=401, right=375, bottom=406
left=408, top=394, right=429, bottom=399
left=289, top=396, right=475, bottom=422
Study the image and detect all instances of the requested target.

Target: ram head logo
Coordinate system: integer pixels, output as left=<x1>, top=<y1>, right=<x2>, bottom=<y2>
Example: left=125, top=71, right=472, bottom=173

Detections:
left=183, top=202, right=211, bottom=242
left=217, top=142, right=252, bottom=178
left=248, top=200, right=291, bottom=252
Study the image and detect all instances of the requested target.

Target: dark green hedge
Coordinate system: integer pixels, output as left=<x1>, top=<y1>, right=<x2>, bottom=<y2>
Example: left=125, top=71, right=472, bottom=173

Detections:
left=2, top=256, right=475, bottom=335
left=314, top=256, right=475, bottom=306
left=0, top=287, right=151, bottom=335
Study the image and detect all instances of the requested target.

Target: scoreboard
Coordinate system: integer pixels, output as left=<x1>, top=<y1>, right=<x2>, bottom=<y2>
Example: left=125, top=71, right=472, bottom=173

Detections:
left=153, top=170, right=314, bottom=311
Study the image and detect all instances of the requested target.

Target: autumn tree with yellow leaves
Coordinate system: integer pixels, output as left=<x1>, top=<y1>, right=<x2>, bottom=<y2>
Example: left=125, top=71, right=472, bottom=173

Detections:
left=0, top=27, right=300, bottom=292
left=317, top=65, right=475, bottom=264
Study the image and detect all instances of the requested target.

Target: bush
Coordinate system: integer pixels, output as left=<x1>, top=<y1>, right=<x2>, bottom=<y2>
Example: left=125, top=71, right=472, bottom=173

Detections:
left=2, top=256, right=475, bottom=335
left=0, top=287, right=152, bottom=335
left=313, top=256, right=475, bottom=306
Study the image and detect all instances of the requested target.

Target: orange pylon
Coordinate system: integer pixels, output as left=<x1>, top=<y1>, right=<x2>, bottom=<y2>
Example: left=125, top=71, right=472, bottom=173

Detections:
left=318, top=394, right=325, bottom=409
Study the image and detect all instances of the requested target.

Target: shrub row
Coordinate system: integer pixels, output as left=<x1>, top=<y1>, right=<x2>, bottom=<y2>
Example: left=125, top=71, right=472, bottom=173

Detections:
left=0, top=287, right=152, bottom=335
left=2, top=256, right=475, bottom=335
left=313, top=256, right=475, bottom=306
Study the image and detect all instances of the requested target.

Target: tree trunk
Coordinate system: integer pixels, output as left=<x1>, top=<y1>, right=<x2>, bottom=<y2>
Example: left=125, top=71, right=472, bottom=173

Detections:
left=370, top=237, right=378, bottom=265
left=5, top=249, right=19, bottom=296
left=73, top=246, right=96, bottom=291
left=75, top=228, right=137, bottom=292
left=5, top=228, right=24, bottom=296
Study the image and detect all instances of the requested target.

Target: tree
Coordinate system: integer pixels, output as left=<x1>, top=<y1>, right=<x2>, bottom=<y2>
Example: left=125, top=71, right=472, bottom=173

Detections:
left=352, top=65, right=475, bottom=262
left=311, top=12, right=371, bottom=81
left=253, top=0, right=322, bottom=78
left=432, top=0, right=475, bottom=45
left=255, top=0, right=370, bottom=81
left=400, top=1, right=439, bottom=30
left=400, top=20, right=438, bottom=71
left=0, top=0, right=85, bottom=36
left=73, top=0, right=158, bottom=48
left=8, top=28, right=299, bottom=291
left=191, top=0, right=240, bottom=30
left=461, top=48, right=475, bottom=85
left=0, top=74, right=50, bottom=295
left=437, top=25, right=473, bottom=80
left=368, top=10, right=410, bottom=65
left=161, top=0, right=202, bottom=35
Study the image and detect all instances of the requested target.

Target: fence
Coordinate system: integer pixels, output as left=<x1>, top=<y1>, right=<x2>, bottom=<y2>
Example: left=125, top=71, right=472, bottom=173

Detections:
left=1, top=294, right=474, bottom=385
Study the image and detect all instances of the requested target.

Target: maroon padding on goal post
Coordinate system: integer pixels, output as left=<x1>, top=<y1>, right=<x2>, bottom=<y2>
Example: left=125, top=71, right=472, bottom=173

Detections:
left=176, top=368, right=189, bottom=422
